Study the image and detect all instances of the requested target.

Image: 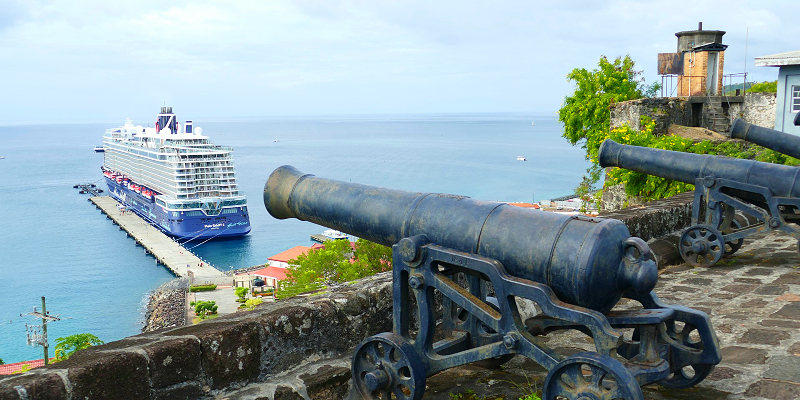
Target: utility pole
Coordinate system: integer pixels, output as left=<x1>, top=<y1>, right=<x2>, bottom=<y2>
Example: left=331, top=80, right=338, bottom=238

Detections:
left=25, top=296, right=60, bottom=365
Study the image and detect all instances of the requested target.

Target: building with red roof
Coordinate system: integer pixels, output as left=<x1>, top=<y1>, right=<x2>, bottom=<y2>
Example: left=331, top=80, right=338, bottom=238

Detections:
left=0, top=359, right=52, bottom=375
left=267, top=246, right=313, bottom=269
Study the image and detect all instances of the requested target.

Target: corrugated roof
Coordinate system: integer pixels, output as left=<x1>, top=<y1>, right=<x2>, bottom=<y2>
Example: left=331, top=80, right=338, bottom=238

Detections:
left=755, top=51, right=800, bottom=67
left=267, top=246, right=312, bottom=262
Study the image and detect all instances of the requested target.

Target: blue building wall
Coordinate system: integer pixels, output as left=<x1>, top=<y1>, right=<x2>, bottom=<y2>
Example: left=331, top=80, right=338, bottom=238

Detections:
left=775, top=65, right=800, bottom=135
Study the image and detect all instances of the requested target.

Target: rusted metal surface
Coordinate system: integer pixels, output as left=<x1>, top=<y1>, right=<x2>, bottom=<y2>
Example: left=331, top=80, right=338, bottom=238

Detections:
left=263, top=165, right=721, bottom=400
left=658, top=53, right=684, bottom=75
left=599, top=139, right=800, bottom=268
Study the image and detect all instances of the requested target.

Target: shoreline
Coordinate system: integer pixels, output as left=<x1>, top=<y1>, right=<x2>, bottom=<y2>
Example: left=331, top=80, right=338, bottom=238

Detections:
left=142, top=278, right=189, bottom=333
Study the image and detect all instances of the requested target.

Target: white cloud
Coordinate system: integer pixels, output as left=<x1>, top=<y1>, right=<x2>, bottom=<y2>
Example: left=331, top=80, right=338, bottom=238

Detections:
left=0, top=0, right=798, bottom=122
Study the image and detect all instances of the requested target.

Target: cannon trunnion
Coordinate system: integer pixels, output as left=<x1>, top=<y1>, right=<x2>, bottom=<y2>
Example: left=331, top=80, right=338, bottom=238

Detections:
left=264, top=165, right=721, bottom=400
left=599, top=138, right=800, bottom=268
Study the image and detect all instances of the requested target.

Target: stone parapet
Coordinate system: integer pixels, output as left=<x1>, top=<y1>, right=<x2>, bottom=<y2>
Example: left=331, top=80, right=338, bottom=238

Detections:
left=0, top=273, right=393, bottom=400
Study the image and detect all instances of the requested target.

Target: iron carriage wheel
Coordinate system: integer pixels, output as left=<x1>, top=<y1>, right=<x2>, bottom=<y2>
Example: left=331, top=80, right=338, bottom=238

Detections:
left=543, top=352, right=643, bottom=400
left=351, top=332, right=426, bottom=400
left=678, top=225, right=725, bottom=267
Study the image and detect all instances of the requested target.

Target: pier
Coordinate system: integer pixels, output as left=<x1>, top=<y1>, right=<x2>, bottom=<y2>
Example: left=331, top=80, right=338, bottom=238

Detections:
left=89, top=196, right=226, bottom=282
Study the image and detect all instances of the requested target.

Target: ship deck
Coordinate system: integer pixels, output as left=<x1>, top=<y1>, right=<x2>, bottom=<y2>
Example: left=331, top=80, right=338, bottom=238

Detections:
left=89, top=196, right=226, bottom=283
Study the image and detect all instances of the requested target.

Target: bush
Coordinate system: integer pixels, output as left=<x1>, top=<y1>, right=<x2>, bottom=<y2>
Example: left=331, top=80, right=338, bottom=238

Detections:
left=191, top=300, right=218, bottom=316
left=748, top=80, right=777, bottom=93
left=189, top=284, right=217, bottom=292
left=275, top=281, right=325, bottom=300
left=244, top=298, right=263, bottom=310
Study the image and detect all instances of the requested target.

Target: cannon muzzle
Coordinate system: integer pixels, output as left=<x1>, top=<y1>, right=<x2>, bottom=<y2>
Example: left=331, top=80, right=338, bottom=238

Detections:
left=264, top=165, right=657, bottom=313
left=730, top=118, right=800, bottom=160
left=598, top=139, right=800, bottom=199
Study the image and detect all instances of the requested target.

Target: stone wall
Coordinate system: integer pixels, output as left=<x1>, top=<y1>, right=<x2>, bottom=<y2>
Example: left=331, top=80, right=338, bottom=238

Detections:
left=730, top=92, right=777, bottom=129
left=610, top=97, right=691, bottom=134
left=610, top=92, right=776, bottom=134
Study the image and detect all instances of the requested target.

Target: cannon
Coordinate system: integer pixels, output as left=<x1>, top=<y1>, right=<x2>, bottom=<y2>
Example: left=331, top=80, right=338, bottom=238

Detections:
left=264, top=165, right=721, bottom=400
left=729, top=117, right=800, bottom=160
left=599, top=138, right=800, bottom=268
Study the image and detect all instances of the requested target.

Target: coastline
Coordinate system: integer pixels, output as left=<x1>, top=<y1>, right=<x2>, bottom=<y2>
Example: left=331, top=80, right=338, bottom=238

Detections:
left=142, top=278, right=189, bottom=333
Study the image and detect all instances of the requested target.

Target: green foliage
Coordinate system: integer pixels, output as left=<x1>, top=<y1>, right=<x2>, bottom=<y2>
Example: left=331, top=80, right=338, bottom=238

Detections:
left=189, top=284, right=217, bottom=292
left=601, top=117, right=800, bottom=201
left=11, top=364, right=31, bottom=374
left=747, top=80, right=777, bottom=93
left=285, top=239, right=392, bottom=286
left=275, top=281, right=326, bottom=300
left=559, top=55, right=653, bottom=158
left=54, top=333, right=104, bottom=362
left=0, top=357, right=4, bottom=365
left=244, top=298, right=263, bottom=310
left=190, top=300, right=218, bottom=316
left=558, top=55, right=659, bottom=201
left=234, top=286, right=248, bottom=302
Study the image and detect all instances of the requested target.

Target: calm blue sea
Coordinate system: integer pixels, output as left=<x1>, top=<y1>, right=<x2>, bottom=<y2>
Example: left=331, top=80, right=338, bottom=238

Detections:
left=0, top=113, right=589, bottom=363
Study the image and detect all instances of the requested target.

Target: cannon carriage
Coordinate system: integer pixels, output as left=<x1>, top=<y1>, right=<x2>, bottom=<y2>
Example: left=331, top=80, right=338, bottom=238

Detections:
left=263, top=165, right=721, bottom=400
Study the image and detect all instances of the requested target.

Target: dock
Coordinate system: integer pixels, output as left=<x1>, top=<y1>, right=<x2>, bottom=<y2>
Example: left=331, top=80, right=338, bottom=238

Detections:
left=89, top=196, right=226, bottom=282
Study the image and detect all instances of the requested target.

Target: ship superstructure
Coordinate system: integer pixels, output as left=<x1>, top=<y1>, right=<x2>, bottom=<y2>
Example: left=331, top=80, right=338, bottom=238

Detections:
left=101, top=107, right=251, bottom=239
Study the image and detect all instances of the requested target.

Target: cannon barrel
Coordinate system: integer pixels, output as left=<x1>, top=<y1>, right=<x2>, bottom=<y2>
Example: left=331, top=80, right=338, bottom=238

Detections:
left=730, top=119, right=800, bottom=160
left=598, top=139, right=800, bottom=198
left=264, top=165, right=657, bottom=313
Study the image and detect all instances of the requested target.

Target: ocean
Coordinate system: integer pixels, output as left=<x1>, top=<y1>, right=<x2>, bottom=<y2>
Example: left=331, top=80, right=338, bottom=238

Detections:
left=0, top=112, right=589, bottom=364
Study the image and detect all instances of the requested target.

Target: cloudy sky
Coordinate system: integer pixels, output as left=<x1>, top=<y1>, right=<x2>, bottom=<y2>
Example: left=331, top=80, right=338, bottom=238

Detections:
left=1, top=0, right=798, bottom=123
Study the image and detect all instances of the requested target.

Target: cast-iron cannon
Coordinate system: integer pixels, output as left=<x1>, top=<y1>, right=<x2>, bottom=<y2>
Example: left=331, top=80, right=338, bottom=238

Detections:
left=599, top=138, right=800, bottom=268
left=729, top=117, right=800, bottom=160
left=264, top=165, right=721, bottom=400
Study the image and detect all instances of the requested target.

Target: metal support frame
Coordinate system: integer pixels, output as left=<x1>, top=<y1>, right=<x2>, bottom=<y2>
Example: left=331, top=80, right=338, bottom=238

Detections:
left=683, top=176, right=800, bottom=267
left=349, top=237, right=721, bottom=399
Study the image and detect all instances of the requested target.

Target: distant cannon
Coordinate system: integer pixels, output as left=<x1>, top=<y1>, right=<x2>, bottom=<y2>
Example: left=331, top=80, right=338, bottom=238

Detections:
left=599, top=139, right=800, bottom=268
left=729, top=118, right=800, bottom=160
left=264, top=165, right=720, bottom=400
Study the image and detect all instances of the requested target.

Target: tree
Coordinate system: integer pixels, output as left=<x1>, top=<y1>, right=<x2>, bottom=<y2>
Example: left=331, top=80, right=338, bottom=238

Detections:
left=0, top=356, right=4, bottom=365
left=559, top=55, right=655, bottom=164
left=285, top=238, right=392, bottom=286
left=54, top=333, right=104, bottom=362
left=558, top=56, right=659, bottom=202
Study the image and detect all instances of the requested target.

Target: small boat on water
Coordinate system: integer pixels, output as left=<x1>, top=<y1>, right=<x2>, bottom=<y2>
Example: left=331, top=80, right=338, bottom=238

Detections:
left=94, top=146, right=105, bottom=153
left=517, top=156, right=527, bottom=161
left=310, top=229, right=350, bottom=243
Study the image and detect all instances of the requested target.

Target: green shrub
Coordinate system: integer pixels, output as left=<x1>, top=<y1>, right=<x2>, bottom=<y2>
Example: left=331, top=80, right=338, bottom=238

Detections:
left=191, top=300, right=218, bottom=316
left=189, top=284, right=217, bottom=292
left=748, top=80, right=777, bottom=93
left=275, top=281, right=325, bottom=300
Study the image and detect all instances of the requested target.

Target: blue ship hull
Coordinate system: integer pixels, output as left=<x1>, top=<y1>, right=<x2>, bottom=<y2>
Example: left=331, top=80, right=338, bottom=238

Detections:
left=104, top=178, right=251, bottom=240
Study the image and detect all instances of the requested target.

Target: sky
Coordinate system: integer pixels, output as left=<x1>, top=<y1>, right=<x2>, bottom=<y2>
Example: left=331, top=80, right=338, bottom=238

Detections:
left=1, top=0, right=798, bottom=124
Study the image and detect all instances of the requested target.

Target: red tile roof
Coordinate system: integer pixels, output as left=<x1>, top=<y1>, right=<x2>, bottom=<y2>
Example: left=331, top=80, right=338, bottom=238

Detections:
left=507, top=202, right=541, bottom=209
left=252, top=266, right=289, bottom=281
left=0, top=359, right=52, bottom=375
left=267, top=246, right=312, bottom=263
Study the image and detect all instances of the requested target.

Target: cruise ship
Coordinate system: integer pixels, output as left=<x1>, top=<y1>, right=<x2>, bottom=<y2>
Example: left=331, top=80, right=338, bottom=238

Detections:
left=101, top=107, right=251, bottom=240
